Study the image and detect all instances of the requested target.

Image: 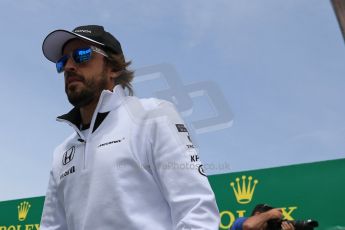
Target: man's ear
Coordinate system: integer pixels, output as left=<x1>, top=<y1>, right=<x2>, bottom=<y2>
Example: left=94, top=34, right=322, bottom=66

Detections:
left=105, top=65, right=121, bottom=80
left=110, top=71, right=121, bottom=80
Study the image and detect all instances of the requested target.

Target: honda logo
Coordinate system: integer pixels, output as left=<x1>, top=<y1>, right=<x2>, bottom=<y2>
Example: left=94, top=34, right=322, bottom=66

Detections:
left=62, top=146, right=75, bottom=165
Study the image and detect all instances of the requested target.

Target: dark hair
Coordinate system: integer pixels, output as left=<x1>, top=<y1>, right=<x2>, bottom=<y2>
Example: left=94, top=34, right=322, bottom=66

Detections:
left=103, top=50, right=134, bottom=96
left=251, top=204, right=274, bottom=216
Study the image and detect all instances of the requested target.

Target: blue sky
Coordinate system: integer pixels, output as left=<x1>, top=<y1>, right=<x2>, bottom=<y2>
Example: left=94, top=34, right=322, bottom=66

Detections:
left=0, top=0, right=344, bottom=201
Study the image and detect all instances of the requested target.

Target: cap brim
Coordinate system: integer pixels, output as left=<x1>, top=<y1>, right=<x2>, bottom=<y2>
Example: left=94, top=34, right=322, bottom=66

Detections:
left=42, top=29, right=105, bottom=62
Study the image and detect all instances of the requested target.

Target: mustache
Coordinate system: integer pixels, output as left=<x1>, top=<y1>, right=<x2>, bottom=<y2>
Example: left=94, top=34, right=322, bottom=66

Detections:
left=64, top=71, right=85, bottom=82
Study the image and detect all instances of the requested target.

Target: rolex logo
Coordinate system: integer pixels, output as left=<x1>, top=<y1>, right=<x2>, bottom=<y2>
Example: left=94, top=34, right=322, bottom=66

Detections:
left=230, top=175, right=258, bottom=204
left=18, top=201, right=31, bottom=221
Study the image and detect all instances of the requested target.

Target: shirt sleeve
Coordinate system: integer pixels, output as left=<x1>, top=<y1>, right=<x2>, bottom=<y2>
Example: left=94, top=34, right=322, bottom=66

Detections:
left=147, top=100, right=220, bottom=230
left=40, top=169, right=68, bottom=230
left=231, top=217, right=248, bottom=230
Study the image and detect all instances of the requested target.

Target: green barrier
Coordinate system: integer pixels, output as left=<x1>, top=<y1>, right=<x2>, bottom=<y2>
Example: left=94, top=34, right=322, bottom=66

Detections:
left=0, top=158, right=344, bottom=230
left=0, top=196, right=44, bottom=229
left=209, top=158, right=345, bottom=230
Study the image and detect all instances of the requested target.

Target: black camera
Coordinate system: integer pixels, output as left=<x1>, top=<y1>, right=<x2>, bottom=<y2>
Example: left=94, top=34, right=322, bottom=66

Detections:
left=267, top=219, right=319, bottom=230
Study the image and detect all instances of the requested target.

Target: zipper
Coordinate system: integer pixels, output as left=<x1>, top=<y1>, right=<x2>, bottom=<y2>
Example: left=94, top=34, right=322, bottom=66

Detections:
left=77, top=138, right=87, bottom=170
left=83, top=139, right=89, bottom=170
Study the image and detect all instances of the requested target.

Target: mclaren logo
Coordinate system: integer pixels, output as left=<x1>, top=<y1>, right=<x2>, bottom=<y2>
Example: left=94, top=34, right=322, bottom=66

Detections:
left=62, top=146, right=75, bottom=165
left=73, top=29, right=92, bottom=33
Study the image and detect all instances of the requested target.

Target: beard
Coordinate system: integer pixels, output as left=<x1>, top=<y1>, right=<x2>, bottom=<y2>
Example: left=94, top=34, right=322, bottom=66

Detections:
left=65, top=70, right=108, bottom=108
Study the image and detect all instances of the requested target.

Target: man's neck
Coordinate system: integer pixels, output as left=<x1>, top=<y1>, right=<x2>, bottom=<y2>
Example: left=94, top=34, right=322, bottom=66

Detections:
left=79, top=99, right=98, bottom=126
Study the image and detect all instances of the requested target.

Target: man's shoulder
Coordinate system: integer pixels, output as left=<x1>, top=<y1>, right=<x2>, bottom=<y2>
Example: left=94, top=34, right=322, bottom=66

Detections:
left=135, top=97, right=174, bottom=111
left=123, top=96, right=176, bottom=121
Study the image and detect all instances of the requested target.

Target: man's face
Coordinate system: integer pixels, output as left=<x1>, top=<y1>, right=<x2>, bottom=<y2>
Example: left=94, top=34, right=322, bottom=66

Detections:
left=61, top=39, right=115, bottom=108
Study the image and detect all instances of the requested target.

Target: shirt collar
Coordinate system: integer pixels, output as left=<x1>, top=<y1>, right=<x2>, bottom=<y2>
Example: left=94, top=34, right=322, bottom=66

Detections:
left=56, top=85, right=127, bottom=130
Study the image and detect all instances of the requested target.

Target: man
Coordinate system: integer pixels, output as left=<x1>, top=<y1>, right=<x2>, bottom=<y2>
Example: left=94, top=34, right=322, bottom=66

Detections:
left=231, top=204, right=294, bottom=230
left=40, top=25, right=220, bottom=230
